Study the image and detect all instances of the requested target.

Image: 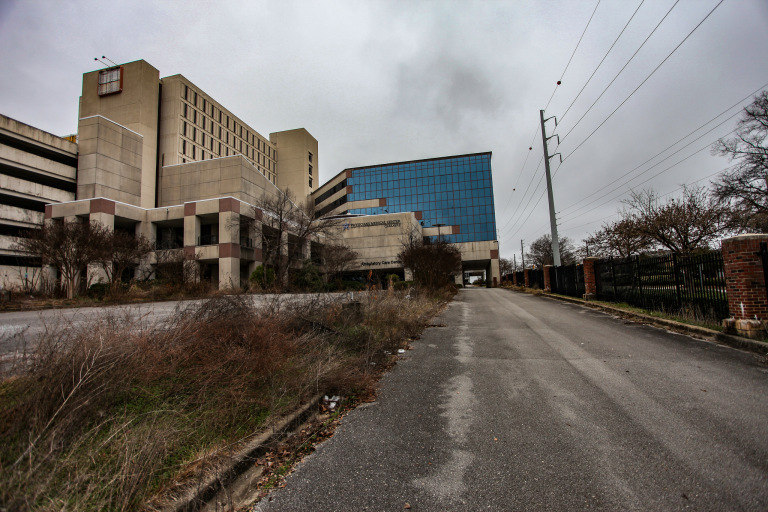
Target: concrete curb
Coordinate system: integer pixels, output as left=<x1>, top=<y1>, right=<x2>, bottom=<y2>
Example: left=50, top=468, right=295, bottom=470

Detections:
left=506, top=287, right=768, bottom=356
left=169, top=393, right=324, bottom=512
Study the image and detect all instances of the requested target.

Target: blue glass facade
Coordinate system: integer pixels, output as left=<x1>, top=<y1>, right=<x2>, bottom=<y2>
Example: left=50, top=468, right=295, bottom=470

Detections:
left=346, top=153, right=496, bottom=244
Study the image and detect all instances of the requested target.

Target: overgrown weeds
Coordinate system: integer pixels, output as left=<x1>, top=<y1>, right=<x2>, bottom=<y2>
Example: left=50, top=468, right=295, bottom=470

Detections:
left=0, top=288, right=450, bottom=511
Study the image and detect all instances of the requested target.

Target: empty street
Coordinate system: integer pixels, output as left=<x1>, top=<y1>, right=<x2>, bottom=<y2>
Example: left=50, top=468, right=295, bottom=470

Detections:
left=257, top=288, right=768, bottom=511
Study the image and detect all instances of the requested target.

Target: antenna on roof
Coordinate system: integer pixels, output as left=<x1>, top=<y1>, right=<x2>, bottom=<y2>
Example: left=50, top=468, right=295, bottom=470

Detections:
left=93, top=57, right=110, bottom=68
left=102, top=55, right=118, bottom=66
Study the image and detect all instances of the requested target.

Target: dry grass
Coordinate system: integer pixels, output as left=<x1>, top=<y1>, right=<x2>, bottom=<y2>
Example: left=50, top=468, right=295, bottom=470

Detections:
left=0, top=288, right=450, bottom=511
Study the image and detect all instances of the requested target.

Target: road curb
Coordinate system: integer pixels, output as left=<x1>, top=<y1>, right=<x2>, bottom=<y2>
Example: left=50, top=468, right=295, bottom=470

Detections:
left=168, top=393, right=324, bottom=512
left=506, top=287, right=768, bottom=356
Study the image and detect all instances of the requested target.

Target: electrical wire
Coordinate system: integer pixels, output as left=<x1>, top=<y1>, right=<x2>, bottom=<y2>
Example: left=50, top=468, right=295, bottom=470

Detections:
left=561, top=0, right=727, bottom=163
left=559, top=0, right=646, bottom=124
left=557, top=0, right=682, bottom=144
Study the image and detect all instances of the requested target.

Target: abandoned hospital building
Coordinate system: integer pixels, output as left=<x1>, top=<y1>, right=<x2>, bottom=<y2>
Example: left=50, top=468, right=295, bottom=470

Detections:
left=0, top=59, right=500, bottom=289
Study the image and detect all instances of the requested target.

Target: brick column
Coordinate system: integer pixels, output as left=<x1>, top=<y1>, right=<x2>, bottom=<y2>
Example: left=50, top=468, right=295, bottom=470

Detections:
left=512, top=272, right=518, bottom=286
left=583, top=257, right=598, bottom=300
left=543, top=265, right=553, bottom=292
left=218, top=198, right=241, bottom=290
left=722, top=234, right=768, bottom=338
left=183, top=202, right=201, bottom=284
left=524, top=268, right=530, bottom=288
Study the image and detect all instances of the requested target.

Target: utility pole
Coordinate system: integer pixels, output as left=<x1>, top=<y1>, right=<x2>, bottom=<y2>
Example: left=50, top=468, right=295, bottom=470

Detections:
left=521, top=239, right=526, bottom=269
left=513, top=254, right=517, bottom=272
left=540, top=109, right=562, bottom=266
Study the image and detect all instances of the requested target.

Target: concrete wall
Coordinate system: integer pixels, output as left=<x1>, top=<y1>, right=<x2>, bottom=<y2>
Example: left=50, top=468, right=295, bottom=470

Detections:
left=78, top=59, right=160, bottom=208
left=334, top=212, right=421, bottom=272
left=271, top=128, right=317, bottom=204
left=159, top=155, right=276, bottom=206
left=76, top=116, right=143, bottom=205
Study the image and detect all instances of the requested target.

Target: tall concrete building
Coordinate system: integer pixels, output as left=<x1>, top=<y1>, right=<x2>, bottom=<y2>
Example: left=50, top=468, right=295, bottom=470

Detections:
left=4, top=58, right=499, bottom=290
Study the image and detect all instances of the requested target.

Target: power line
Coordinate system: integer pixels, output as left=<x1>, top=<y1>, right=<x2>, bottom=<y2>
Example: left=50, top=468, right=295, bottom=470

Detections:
left=557, top=0, right=682, bottom=144
left=544, top=0, right=602, bottom=111
left=499, top=0, right=602, bottom=236
left=558, top=164, right=737, bottom=232
left=499, top=159, right=544, bottom=234
left=558, top=134, right=734, bottom=226
left=559, top=108, right=742, bottom=212
left=559, top=0, right=645, bottom=124
left=497, top=128, right=539, bottom=220
left=561, top=0, right=727, bottom=163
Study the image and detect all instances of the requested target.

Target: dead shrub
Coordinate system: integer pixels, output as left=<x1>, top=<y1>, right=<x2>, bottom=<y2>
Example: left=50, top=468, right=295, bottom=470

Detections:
left=0, top=290, right=448, bottom=510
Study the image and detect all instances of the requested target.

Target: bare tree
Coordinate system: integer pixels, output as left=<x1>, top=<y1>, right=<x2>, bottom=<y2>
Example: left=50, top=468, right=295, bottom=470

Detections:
left=399, top=236, right=461, bottom=289
left=321, top=244, right=358, bottom=282
left=247, top=189, right=342, bottom=288
left=585, top=217, right=653, bottom=258
left=96, top=231, right=153, bottom=292
left=526, top=235, right=577, bottom=267
left=623, top=186, right=729, bottom=255
left=15, top=220, right=110, bottom=298
left=499, top=258, right=514, bottom=278
left=712, top=90, right=768, bottom=232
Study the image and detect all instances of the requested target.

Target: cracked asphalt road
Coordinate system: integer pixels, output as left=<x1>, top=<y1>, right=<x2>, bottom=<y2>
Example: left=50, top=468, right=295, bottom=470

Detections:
left=256, top=288, right=768, bottom=511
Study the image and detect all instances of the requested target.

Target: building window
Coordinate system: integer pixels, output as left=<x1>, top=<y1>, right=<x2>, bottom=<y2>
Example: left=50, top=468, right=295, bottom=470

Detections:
left=183, top=84, right=189, bottom=100
left=308, top=151, right=313, bottom=163
left=194, top=91, right=198, bottom=105
left=309, top=177, right=313, bottom=187
left=308, top=164, right=313, bottom=176
left=182, top=122, right=187, bottom=136
left=183, top=103, right=188, bottom=119
left=182, top=140, right=186, bottom=155
left=192, top=146, right=196, bottom=159
left=98, top=66, right=123, bottom=96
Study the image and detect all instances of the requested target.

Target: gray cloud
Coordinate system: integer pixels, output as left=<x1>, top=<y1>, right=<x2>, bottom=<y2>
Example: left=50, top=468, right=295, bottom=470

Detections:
left=0, top=0, right=766, bottom=264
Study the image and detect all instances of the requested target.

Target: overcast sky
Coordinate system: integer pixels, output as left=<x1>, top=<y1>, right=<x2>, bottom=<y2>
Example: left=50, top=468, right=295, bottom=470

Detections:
left=1, top=0, right=767, bottom=261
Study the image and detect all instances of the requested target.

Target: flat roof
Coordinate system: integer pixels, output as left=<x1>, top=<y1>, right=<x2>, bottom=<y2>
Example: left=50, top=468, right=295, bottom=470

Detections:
left=343, top=151, right=492, bottom=172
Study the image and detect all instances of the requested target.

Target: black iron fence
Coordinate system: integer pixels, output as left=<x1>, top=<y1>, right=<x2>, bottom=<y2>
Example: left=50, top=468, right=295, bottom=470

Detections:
left=595, top=251, right=727, bottom=320
left=550, top=264, right=585, bottom=298
left=529, top=268, right=544, bottom=289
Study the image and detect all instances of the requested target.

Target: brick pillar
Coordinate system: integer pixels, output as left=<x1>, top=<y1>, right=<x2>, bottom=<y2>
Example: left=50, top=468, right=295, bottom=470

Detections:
left=524, top=268, right=530, bottom=288
left=183, top=202, right=201, bottom=284
left=583, top=257, right=598, bottom=300
left=512, top=272, right=518, bottom=286
left=722, top=234, right=768, bottom=338
left=543, top=265, right=553, bottom=292
left=218, top=198, right=241, bottom=290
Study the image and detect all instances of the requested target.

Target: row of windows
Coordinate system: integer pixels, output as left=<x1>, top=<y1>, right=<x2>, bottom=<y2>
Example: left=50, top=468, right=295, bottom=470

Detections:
left=314, top=178, right=346, bottom=206
left=344, top=155, right=497, bottom=242
left=182, top=84, right=275, bottom=159
left=181, top=103, right=276, bottom=164
left=180, top=121, right=274, bottom=172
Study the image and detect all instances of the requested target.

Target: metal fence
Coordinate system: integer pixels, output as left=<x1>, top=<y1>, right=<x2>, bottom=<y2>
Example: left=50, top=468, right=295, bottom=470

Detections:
left=529, top=268, right=544, bottom=289
left=550, top=264, right=585, bottom=298
left=595, top=251, right=728, bottom=320
left=514, top=270, right=525, bottom=285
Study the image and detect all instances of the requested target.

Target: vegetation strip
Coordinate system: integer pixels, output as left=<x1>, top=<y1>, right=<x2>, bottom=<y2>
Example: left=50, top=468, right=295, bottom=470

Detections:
left=0, top=288, right=452, bottom=510
left=508, top=287, right=768, bottom=355
left=169, top=393, right=322, bottom=512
